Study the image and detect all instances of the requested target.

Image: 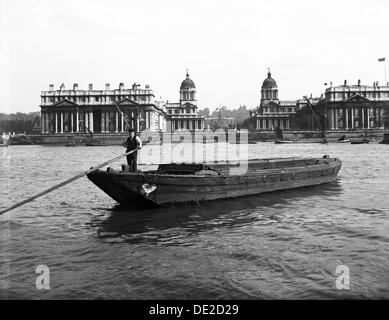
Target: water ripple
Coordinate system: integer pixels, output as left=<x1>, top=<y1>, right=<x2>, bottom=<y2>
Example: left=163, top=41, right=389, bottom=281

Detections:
left=1, top=144, right=389, bottom=299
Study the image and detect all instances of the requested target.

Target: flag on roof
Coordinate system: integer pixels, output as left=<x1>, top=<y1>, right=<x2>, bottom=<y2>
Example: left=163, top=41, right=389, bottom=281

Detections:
left=378, top=57, right=385, bottom=62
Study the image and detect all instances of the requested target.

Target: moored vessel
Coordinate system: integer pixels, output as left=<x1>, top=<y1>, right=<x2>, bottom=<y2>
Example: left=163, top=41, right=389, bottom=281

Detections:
left=87, top=155, right=342, bottom=208
left=350, top=138, right=369, bottom=144
left=379, top=133, right=389, bottom=144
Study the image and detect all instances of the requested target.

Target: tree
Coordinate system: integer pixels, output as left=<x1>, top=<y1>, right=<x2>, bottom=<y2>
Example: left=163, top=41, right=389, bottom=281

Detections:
left=198, top=107, right=210, bottom=118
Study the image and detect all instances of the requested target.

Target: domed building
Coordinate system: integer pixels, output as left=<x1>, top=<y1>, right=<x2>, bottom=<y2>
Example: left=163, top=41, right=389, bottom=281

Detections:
left=261, top=70, right=279, bottom=105
left=180, top=72, right=196, bottom=103
left=250, top=69, right=297, bottom=131
left=165, top=71, right=204, bottom=131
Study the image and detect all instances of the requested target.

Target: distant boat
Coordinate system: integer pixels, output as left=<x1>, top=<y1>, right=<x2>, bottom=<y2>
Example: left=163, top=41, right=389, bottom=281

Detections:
left=84, top=138, right=105, bottom=146
left=78, top=122, right=105, bottom=146
left=274, top=139, right=294, bottom=144
left=350, top=138, right=369, bottom=144
left=334, top=139, right=350, bottom=143
left=87, top=155, right=342, bottom=208
left=330, top=135, right=350, bottom=143
left=379, top=133, right=389, bottom=144
left=275, top=138, right=327, bottom=144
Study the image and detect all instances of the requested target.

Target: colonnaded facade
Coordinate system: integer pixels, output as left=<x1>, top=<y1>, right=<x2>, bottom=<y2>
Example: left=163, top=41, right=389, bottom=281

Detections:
left=165, top=72, right=205, bottom=131
left=40, top=82, right=166, bottom=134
left=295, top=80, right=389, bottom=131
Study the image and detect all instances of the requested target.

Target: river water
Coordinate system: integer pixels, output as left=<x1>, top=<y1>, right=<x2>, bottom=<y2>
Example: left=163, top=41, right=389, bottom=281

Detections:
left=0, top=142, right=388, bottom=299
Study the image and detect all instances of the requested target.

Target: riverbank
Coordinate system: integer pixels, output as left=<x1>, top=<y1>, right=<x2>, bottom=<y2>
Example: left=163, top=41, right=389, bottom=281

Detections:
left=2, top=129, right=387, bottom=145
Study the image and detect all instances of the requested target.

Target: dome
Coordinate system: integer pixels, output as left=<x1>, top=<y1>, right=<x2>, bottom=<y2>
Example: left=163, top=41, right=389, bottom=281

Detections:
left=262, top=70, right=277, bottom=89
left=180, top=72, right=196, bottom=90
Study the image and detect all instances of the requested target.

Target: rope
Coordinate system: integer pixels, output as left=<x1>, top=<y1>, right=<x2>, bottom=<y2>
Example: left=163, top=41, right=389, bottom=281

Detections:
left=0, top=148, right=138, bottom=216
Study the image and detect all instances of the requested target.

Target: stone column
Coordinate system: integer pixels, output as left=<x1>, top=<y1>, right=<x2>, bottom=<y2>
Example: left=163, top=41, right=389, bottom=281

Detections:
left=60, top=112, right=64, bottom=133
left=331, top=109, right=335, bottom=130
left=345, top=108, right=349, bottom=130
left=85, top=111, right=89, bottom=130
left=105, top=112, right=110, bottom=132
left=115, top=112, right=119, bottom=132
left=90, top=112, right=94, bottom=133
left=367, top=108, right=370, bottom=129
left=70, top=112, right=73, bottom=133
left=380, top=108, right=384, bottom=128
left=121, top=112, right=124, bottom=132
left=334, top=109, right=338, bottom=130
left=373, top=108, right=376, bottom=128
left=55, top=112, right=58, bottom=133
left=362, top=108, right=365, bottom=129
left=76, top=111, right=79, bottom=133
left=46, top=113, right=49, bottom=133
left=101, top=112, right=105, bottom=133
left=351, top=109, right=354, bottom=129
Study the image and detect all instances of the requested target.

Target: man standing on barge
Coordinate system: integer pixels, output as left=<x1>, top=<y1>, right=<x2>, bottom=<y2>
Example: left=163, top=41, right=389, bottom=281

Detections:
left=123, top=128, right=142, bottom=172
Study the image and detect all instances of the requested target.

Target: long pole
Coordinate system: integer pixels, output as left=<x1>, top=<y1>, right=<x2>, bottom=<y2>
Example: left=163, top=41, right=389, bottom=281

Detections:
left=114, top=103, right=131, bottom=129
left=0, top=148, right=138, bottom=216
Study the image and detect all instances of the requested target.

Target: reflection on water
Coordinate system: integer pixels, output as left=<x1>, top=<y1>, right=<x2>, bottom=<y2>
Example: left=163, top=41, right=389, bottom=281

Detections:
left=90, top=182, right=343, bottom=245
left=0, top=143, right=389, bottom=299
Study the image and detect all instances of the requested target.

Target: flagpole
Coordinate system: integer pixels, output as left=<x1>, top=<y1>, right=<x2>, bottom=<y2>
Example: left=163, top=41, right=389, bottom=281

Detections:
left=378, top=57, right=386, bottom=85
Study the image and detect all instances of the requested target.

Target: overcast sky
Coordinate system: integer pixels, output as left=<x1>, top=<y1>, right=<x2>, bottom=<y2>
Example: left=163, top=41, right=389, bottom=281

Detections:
left=0, top=0, right=388, bottom=113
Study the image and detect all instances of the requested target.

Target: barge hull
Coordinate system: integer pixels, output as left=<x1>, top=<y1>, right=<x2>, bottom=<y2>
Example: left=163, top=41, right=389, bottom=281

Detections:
left=87, top=158, right=342, bottom=207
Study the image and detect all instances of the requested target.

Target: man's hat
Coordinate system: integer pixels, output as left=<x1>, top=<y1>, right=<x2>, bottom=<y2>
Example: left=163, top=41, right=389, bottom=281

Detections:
left=128, top=128, right=134, bottom=133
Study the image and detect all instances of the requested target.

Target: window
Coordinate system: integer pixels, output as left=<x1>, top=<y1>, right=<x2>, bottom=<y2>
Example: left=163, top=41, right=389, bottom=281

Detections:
left=96, top=97, right=100, bottom=102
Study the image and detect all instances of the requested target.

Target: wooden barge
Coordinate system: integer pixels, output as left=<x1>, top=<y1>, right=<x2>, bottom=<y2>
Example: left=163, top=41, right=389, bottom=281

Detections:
left=87, top=156, right=342, bottom=208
